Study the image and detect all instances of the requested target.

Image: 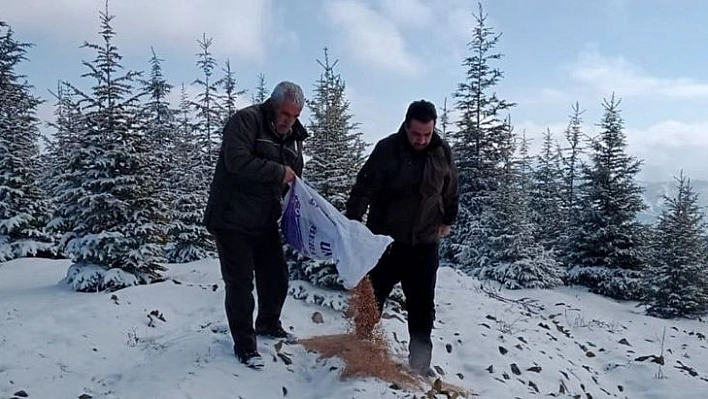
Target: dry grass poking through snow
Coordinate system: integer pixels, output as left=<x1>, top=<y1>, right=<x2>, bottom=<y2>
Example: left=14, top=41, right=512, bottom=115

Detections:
left=300, top=277, right=422, bottom=390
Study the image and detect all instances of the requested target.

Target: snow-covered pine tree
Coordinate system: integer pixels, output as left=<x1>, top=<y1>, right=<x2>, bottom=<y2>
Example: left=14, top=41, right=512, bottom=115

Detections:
left=44, top=81, right=85, bottom=244
left=556, top=103, right=586, bottom=265
left=251, top=73, right=267, bottom=105
left=0, top=21, right=55, bottom=262
left=291, top=48, right=368, bottom=289
left=640, top=173, right=708, bottom=318
left=438, top=97, right=451, bottom=141
left=217, top=59, right=246, bottom=124
left=166, top=34, right=222, bottom=263
left=304, top=48, right=367, bottom=210
left=444, top=3, right=516, bottom=270
left=139, top=48, right=177, bottom=234
left=516, top=130, right=533, bottom=194
left=56, top=4, right=168, bottom=291
left=560, top=103, right=585, bottom=219
left=43, top=82, right=73, bottom=197
left=191, top=34, right=222, bottom=167
left=567, top=95, right=648, bottom=300
left=530, top=128, right=564, bottom=252
left=477, top=123, right=563, bottom=289
left=165, top=84, right=215, bottom=262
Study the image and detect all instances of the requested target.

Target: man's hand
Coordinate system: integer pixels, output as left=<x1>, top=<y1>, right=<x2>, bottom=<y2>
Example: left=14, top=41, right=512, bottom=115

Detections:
left=282, top=166, right=296, bottom=183
left=438, top=224, right=451, bottom=238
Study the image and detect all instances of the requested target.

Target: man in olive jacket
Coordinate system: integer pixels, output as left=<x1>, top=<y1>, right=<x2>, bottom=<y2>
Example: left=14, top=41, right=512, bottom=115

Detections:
left=345, top=100, right=459, bottom=376
left=204, top=81, right=307, bottom=370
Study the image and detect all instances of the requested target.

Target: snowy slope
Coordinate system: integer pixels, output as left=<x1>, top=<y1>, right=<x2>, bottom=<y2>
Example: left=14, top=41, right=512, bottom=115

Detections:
left=1, top=258, right=707, bottom=399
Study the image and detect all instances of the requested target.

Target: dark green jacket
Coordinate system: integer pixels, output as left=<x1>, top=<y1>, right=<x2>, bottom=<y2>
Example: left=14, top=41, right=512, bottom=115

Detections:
left=204, top=99, right=307, bottom=234
left=345, top=125, right=459, bottom=245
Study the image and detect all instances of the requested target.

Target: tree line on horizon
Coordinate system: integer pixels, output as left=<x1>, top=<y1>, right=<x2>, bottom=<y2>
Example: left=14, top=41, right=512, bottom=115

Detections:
left=1, top=3, right=707, bottom=319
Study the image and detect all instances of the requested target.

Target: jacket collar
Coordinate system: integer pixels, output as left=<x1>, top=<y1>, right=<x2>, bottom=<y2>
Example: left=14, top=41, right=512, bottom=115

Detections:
left=260, top=98, right=309, bottom=141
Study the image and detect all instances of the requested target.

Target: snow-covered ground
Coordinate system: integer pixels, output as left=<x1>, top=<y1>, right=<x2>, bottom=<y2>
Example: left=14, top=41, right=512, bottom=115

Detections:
left=1, top=258, right=707, bottom=398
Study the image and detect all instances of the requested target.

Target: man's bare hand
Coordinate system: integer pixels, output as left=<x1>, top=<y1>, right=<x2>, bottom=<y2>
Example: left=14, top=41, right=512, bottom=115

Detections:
left=438, top=224, right=451, bottom=238
left=282, top=166, right=296, bottom=183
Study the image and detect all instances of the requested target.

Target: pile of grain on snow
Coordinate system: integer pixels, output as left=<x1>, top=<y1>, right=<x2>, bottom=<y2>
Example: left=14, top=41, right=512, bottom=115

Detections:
left=300, top=277, right=421, bottom=390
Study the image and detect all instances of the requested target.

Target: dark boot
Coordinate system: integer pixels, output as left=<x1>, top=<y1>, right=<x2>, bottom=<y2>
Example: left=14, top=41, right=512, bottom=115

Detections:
left=235, top=348, right=264, bottom=370
left=408, top=332, right=433, bottom=374
left=256, top=323, right=298, bottom=343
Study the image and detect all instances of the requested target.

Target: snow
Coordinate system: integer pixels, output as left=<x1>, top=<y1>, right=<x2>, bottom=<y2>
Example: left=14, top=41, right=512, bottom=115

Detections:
left=64, top=263, right=140, bottom=292
left=1, top=257, right=707, bottom=398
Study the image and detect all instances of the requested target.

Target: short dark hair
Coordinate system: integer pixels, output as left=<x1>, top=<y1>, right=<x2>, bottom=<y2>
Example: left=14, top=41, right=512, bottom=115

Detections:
left=404, top=100, right=437, bottom=126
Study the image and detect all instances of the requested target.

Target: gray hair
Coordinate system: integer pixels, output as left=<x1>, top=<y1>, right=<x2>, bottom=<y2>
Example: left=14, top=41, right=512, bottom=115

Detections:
left=270, top=81, right=305, bottom=108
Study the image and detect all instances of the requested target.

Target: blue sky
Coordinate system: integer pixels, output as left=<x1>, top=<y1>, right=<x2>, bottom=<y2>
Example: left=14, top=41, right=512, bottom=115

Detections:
left=5, top=0, right=708, bottom=181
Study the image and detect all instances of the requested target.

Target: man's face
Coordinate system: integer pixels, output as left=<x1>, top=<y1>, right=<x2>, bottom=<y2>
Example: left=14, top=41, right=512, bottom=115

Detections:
left=406, top=119, right=435, bottom=151
left=274, top=99, right=302, bottom=135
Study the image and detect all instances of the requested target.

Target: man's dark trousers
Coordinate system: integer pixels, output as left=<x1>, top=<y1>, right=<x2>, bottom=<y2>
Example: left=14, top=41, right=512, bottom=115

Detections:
left=369, top=241, right=439, bottom=370
left=215, top=226, right=288, bottom=355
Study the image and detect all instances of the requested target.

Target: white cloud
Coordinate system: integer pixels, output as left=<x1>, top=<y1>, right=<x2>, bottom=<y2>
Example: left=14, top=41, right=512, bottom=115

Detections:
left=324, top=0, right=422, bottom=76
left=514, top=117, right=708, bottom=181
left=430, top=2, right=500, bottom=81
left=3, top=0, right=271, bottom=61
left=379, top=0, right=433, bottom=27
left=517, top=88, right=577, bottom=107
left=569, top=50, right=708, bottom=99
left=633, top=141, right=708, bottom=182
left=444, top=5, right=476, bottom=42
left=515, top=118, right=708, bottom=182
left=626, top=120, right=708, bottom=154
left=345, top=84, right=409, bottom=146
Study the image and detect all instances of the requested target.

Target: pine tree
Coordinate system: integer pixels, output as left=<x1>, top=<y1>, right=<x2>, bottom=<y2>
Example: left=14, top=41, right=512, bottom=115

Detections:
left=251, top=73, right=268, bottom=105
left=293, top=48, right=368, bottom=289
left=139, top=47, right=177, bottom=225
left=44, top=81, right=85, bottom=242
left=0, top=21, right=54, bottom=261
left=530, top=128, right=564, bottom=251
left=438, top=97, right=451, bottom=141
left=166, top=33, right=221, bottom=263
left=560, top=103, right=585, bottom=220
left=567, top=95, right=648, bottom=299
left=640, top=173, right=708, bottom=318
left=305, top=48, right=367, bottom=210
left=444, top=3, right=516, bottom=269
left=217, top=59, right=246, bottom=124
left=516, top=130, right=533, bottom=194
left=556, top=103, right=586, bottom=263
left=54, top=3, right=168, bottom=291
left=477, top=123, right=563, bottom=289
left=165, top=84, right=216, bottom=262
left=43, top=82, right=74, bottom=197
left=192, top=34, right=222, bottom=166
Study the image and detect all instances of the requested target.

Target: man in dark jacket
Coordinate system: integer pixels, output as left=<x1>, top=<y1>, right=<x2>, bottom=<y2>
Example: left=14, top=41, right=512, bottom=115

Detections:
left=204, top=81, right=307, bottom=370
left=345, top=100, right=459, bottom=376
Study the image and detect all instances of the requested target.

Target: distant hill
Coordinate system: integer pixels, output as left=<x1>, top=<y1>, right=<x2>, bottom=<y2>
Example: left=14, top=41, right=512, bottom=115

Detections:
left=639, top=179, right=708, bottom=225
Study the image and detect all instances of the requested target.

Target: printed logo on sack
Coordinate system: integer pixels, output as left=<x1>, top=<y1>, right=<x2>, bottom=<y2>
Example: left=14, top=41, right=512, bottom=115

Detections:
left=308, top=225, right=317, bottom=254
left=282, top=192, right=304, bottom=250
left=320, top=241, right=332, bottom=257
